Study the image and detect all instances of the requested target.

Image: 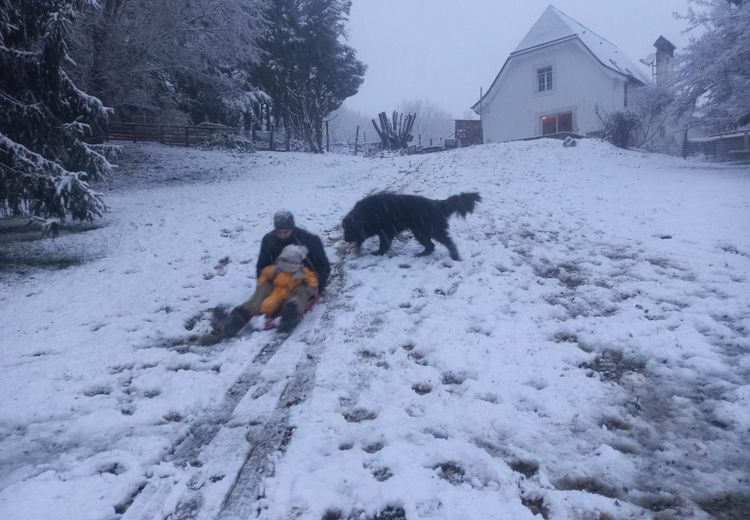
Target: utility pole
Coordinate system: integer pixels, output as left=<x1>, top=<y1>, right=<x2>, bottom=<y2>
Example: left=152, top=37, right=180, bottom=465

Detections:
left=479, top=87, right=484, bottom=144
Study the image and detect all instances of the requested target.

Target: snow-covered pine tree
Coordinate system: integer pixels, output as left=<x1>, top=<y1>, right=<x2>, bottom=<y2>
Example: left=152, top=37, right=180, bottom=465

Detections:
left=255, top=0, right=366, bottom=152
left=674, top=0, right=750, bottom=130
left=0, top=0, right=110, bottom=222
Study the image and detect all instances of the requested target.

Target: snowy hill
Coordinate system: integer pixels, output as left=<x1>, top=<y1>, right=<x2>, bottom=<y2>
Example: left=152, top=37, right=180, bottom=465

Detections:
left=1, top=140, right=749, bottom=520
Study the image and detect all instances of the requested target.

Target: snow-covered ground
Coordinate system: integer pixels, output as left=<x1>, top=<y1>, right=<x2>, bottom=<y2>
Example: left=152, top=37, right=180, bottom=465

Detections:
left=1, top=140, right=749, bottom=520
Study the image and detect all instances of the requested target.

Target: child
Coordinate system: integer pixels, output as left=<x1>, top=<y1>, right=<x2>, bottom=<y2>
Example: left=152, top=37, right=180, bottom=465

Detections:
left=212, top=244, right=319, bottom=339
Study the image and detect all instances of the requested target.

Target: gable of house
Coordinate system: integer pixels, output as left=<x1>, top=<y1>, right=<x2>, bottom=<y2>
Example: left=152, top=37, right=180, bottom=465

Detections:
left=472, top=5, right=649, bottom=132
left=512, top=6, right=649, bottom=84
left=472, top=6, right=649, bottom=142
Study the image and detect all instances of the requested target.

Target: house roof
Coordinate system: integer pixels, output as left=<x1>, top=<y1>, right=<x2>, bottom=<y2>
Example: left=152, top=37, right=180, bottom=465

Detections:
left=472, top=5, right=650, bottom=112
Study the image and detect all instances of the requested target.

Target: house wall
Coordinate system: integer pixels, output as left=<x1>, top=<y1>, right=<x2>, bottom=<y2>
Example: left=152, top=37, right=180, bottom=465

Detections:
left=481, top=39, right=628, bottom=143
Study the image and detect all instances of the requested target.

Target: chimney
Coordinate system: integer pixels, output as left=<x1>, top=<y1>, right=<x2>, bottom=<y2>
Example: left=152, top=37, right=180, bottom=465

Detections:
left=654, top=36, right=676, bottom=86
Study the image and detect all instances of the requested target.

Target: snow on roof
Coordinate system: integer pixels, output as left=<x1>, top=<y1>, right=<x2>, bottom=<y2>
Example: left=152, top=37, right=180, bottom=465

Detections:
left=472, top=5, right=651, bottom=112
left=512, top=5, right=651, bottom=85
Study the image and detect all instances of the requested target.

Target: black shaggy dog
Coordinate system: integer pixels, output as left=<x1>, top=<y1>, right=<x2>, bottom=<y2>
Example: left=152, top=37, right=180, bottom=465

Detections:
left=342, top=192, right=481, bottom=260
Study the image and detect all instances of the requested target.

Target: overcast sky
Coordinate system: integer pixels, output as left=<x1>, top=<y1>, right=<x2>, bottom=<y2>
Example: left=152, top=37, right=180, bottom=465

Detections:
left=344, top=0, right=693, bottom=119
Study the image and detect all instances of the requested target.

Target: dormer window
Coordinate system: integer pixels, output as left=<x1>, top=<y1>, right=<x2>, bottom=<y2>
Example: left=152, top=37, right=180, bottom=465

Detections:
left=537, top=66, right=553, bottom=92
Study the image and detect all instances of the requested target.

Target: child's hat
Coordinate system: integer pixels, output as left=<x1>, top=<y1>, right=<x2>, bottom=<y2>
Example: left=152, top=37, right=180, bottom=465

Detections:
left=277, top=244, right=308, bottom=272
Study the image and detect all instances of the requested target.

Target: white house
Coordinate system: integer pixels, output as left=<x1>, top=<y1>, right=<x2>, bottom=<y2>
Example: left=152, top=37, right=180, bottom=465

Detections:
left=472, top=5, right=650, bottom=143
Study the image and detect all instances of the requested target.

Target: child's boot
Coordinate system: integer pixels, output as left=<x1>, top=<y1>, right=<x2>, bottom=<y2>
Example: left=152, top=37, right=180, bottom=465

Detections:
left=277, top=301, right=302, bottom=333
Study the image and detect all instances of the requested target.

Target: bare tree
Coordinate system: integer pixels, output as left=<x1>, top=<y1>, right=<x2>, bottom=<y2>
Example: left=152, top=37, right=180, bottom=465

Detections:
left=673, top=0, right=750, bottom=131
left=629, top=85, right=675, bottom=148
left=328, top=104, right=372, bottom=144
left=70, top=0, right=264, bottom=125
left=399, top=99, right=455, bottom=143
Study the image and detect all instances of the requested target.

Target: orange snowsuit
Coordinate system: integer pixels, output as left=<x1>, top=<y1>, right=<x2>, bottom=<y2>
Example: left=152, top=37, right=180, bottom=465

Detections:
left=257, top=265, right=318, bottom=316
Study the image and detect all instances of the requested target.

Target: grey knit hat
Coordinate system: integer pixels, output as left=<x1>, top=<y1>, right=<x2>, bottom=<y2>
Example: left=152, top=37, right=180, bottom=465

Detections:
left=276, top=244, right=307, bottom=273
left=274, top=210, right=295, bottom=230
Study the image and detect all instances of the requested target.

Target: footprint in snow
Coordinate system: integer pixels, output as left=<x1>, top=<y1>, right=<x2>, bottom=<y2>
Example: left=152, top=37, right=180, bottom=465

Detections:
left=441, top=371, right=468, bottom=385
left=342, top=408, right=377, bottom=423
left=412, top=382, right=432, bottom=395
left=363, top=441, right=385, bottom=454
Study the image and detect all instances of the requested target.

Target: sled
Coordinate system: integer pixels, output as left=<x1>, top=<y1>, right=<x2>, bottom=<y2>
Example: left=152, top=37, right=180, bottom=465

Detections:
left=196, top=293, right=320, bottom=346
left=262, top=292, right=319, bottom=330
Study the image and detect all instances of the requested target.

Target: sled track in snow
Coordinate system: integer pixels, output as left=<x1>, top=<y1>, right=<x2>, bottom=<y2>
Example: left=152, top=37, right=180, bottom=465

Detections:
left=121, top=240, right=348, bottom=520
left=119, top=334, right=289, bottom=520
left=216, top=246, right=348, bottom=518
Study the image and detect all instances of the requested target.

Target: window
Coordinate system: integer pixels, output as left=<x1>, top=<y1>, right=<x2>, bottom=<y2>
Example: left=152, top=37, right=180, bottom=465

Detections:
left=537, top=66, right=553, bottom=92
left=540, top=112, right=573, bottom=135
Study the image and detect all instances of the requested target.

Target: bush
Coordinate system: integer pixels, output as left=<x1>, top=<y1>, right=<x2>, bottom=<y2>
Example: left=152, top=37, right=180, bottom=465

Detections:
left=598, top=110, right=641, bottom=149
left=202, top=132, right=256, bottom=153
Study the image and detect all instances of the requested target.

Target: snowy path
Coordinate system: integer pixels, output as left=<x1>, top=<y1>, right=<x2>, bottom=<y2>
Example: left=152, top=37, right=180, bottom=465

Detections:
left=1, top=141, right=749, bottom=520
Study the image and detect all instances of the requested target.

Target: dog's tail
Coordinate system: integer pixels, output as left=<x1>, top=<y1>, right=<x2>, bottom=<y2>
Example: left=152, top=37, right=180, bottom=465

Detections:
left=441, top=192, right=481, bottom=218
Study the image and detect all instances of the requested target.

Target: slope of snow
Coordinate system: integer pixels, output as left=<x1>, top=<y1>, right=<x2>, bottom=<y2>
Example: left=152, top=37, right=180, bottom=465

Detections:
left=1, top=140, right=748, bottom=520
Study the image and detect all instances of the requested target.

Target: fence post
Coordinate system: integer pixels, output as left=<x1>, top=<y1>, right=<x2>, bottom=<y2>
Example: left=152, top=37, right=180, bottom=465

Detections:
left=286, top=132, right=290, bottom=151
left=355, top=125, right=360, bottom=156
left=270, top=129, right=275, bottom=151
left=159, top=125, right=164, bottom=143
left=184, top=127, right=189, bottom=146
left=682, top=129, right=688, bottom=159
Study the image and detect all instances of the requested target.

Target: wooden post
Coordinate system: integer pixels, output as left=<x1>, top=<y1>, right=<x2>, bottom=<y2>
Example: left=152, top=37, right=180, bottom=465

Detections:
left=682, top=129, right=688, bottom=159
left=325, top=120, right=330, bottom=152
left=479, top=87, right=484, bottom=144
left=419, top=134, right=421, bottom=146
left=270, top=129, right=275, bottom=151
left=354, top=125, right=360, bottom=156
left=184, top=126, right=189, bottom=146
left=159, top=125, right=164, bottom=143
left=286, top=132, right=290, bottom=151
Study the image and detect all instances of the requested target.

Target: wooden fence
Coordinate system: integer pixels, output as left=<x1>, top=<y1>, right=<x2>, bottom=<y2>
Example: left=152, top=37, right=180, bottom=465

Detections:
left=105, top=122, right=290, bottom=151
left=683, top=130, right=750, bottom=162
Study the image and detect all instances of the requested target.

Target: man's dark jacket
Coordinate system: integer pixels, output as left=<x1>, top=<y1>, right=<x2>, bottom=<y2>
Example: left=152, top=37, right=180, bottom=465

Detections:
left=256, top=227, right=331, bottom=291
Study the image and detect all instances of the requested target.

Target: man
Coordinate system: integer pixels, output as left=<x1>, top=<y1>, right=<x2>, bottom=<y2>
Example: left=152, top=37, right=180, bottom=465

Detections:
left=208, top=212, right=330, bottom=341
left=256, top=210, right=330, bottom=292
